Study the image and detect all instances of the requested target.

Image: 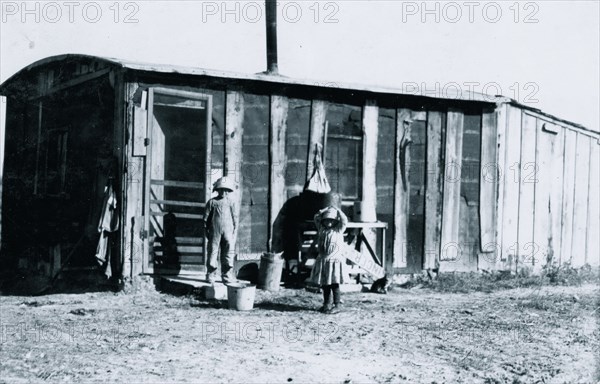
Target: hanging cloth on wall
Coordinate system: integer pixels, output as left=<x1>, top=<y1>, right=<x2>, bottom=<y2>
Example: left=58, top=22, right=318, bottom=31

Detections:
left=304, top=143, right=331, bottom=194
left=95, top=178, right=120, bottom=278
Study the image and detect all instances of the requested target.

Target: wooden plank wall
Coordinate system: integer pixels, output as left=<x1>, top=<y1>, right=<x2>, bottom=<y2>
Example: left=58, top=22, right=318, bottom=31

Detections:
left=499, top=106, right=522, bottom=269
left=392, top=109, right=412, bottom=268
left=306, top=100, right=327, bottom=180
left=587, top=140, right=600, bottom=266
left=517, top=113, right=537, bottom=269
left=268, top=95, right=289, bottom=248
left=571, top=133, right=591, bottom=267
left=560, top=129, right=577, bottom=265
left=439, top=110, right=464, bottom=267
left=532, top=120, right=562, bottom=273
left=423, top=111, right=444, bottom=270
left=493, top=104, right=508, bottom=269
left=376, top=108, right=396, bottom=271
left=478, top=108, right=499, bottom=271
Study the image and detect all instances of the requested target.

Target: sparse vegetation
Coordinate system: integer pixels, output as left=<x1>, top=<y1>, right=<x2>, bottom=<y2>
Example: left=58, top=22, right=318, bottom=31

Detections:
left=399, top=264, right=599, bottom=293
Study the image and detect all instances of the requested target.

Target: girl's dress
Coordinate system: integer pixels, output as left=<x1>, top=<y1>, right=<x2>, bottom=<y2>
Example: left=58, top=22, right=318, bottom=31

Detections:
left=309, top=208, right=349, bottom=285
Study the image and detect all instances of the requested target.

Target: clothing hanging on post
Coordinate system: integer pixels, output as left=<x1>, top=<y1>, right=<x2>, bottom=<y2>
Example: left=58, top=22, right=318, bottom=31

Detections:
left=95, top=178, right=120, bottom=278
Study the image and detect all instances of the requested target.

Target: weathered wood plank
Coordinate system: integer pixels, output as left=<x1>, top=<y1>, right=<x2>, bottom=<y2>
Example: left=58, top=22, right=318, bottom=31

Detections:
left=587, top=140, right=600, bottom=266
left=571, top=133, right=591, bottom=267
left=560, top=129, right=577, bottom=265
left=361, top=100, right=379, bottom=222
left=392, top=109, right=412, bottom=268
left=268, top=95, right=289, bottom=249
left=424, top=110, right=444, bottom=270
left=150, top=179, right=204, bottom=189
left=306, top=100, right=328, bottom=180
left=517, top=113, right=537, bottom=269
left=479, top=109, right=498, bottom=252
left=548, top=124, right=565, bottom=268
left=360, top=100, right=379, bottom=265
left=532, top=120, right=556, bottom=272
left=132, top=99, right=147, bottom=156
left=150, top=212, right=204, bottom=220
left=150, top=199, right=205, bottom=208
left=500, top=106, right=522, bottom=267
left=440, top=110, right=464, bottom=263
left=224, top=90, right=245, bottom=220
left=492, top=104, right=508, bottom=268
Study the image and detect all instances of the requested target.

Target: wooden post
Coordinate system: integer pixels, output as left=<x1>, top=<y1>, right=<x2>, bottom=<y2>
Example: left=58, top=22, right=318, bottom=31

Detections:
left=479, top=109, right=498, bottom=253
left=517, top=113, right=537, bottom=269
left=440, top=109, right=464, bottom=263
left=392, top=109, right=412, bottom=269
left=306, top=100, right=327, bottom=181
left=268, top=95, right=289, bottom=249
left=423, top=111, right=444, bottom=270
left=123, top=83, right=146, bottom=279
left=361, top=100, right=378, bottom=221
left=360, top=100, right=379, bottom=266
left=571, top=133, right=591, bottom=267
left=225, top=91, right=245, bottom=219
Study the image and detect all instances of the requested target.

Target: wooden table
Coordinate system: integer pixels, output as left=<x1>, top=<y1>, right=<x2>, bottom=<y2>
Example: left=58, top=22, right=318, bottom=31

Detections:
left=345, top=221, right=388, bottom=270
left=297, top=221, right=388, bottom=277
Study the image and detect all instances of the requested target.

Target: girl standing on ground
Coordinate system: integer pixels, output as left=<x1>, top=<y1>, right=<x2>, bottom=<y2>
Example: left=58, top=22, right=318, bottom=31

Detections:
left=309, top=206, right=348, bottom=313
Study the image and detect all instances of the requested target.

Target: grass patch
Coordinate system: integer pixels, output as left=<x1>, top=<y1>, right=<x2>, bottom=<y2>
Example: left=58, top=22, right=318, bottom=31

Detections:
left=401, top=264, right=599, bottom=293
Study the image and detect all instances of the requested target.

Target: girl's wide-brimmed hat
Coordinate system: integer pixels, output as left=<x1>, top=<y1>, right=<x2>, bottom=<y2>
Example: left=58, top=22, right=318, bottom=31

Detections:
left=213, top=177, right=236, bottom=192
left=322, top=207, right=339, bottom=221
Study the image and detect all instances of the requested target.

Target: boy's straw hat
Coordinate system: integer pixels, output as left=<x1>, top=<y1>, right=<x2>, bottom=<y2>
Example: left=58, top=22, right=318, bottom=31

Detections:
left=213, top=177, right=236, bottom=192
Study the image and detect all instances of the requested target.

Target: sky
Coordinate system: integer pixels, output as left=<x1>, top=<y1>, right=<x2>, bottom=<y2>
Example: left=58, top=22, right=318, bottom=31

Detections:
left=0, top=0, right=598, bottom=130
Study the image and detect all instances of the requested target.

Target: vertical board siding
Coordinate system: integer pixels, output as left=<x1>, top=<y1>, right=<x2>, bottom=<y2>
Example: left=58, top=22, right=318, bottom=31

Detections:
left=124, top=84, right=142, bottom=277
left=224, top=91, right=245, bottom=254
left=268, top=95, right=289, bottom=248
left=478, top=109, right=499, bottom=270
left=587, top=140, right=600, bottom=266
left=376, top=108, right=396, bottom=271
left=532, top=121, right=559, bottom=272
left=406, top=112, right=427, bottom=271
left=479, top=110, right=498, bottom=252
left=424, top=111, right=444, bottom=270
left=306, top=100, right=328, bottom=180
left=517, top=113, right=537, bottom=269
left=361, top=101, right=379, bottom=265
left=392, top=109, right=412, bottom=268
left=440, top=110, right=464, bottom=264
left=501, top=107, right=522, bottom=267
left=361, top=100, right=379, bottom=222
left=560, top=129, right=577, bottom=265
left=571, top=133, right=591, bottom=267
left=494, top=104, right=508, bottom=267
left=548, top=126, right=565, bottom=268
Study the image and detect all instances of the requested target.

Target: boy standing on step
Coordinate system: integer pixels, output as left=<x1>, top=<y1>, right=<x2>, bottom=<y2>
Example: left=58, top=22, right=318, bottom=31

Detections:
left=204, top=177, right=238, bottom=284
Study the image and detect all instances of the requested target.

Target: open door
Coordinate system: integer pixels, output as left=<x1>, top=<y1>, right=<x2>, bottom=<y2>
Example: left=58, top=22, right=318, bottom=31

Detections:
left=143, top=88, right=212, bottom=274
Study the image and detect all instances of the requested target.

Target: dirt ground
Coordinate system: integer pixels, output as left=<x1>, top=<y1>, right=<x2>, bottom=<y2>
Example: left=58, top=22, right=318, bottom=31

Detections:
left=0, top=278, right=598, bottom=384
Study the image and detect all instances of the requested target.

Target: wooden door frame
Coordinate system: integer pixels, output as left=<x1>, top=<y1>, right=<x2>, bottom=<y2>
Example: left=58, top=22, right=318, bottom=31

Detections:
left=142, top=87, right=213, bottom=274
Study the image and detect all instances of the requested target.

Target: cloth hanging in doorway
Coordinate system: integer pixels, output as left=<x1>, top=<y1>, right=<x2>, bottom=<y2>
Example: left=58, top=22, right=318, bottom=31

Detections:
left=95, top=179, right=120, bottom=278
left=304, top=144, right=331, bottom=194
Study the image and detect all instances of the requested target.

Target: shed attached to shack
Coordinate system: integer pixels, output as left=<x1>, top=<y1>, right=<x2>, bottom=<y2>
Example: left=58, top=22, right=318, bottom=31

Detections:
left=0, top=54, right=598, bottom=287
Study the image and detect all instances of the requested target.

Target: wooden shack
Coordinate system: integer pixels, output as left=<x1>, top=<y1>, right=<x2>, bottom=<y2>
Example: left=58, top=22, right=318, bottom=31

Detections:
left=0, top=54, right=598, bottom=286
